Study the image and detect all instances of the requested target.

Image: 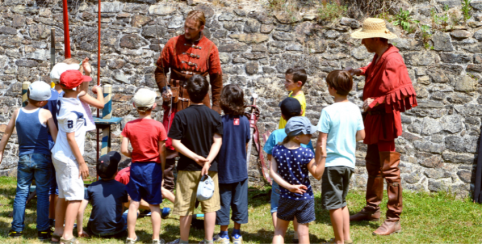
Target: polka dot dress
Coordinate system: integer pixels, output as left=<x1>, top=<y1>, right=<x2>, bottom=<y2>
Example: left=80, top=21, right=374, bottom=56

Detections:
left=272, top=144, right=315, bottom=200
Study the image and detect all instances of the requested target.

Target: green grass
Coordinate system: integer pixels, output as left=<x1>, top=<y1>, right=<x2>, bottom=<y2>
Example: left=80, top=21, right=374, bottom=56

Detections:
left=0, top=176, right=481, bottom=243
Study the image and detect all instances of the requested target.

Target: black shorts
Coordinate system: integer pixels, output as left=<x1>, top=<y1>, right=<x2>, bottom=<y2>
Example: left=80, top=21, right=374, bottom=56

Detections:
left=321, top=166, right=354, bottom=210
left=277, top=198, right=315, bottom=224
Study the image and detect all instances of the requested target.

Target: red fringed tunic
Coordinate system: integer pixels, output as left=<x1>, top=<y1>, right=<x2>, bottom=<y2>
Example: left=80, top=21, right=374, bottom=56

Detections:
left=360, top=45, right=417, bottom=145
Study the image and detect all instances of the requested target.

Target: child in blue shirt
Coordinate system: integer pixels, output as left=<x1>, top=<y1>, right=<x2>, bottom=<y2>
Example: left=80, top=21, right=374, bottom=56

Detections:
left=214, top=84, right=251, bottom=244
left=317, top=70, right=365, bottom=244
left=263, top=97, right=313, bottom=242
left=270, top=117, right=325, bottom=244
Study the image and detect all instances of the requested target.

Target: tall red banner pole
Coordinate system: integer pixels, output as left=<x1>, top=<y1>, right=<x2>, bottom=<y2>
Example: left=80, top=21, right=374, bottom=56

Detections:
left=62, top=0, right=71, bottom=58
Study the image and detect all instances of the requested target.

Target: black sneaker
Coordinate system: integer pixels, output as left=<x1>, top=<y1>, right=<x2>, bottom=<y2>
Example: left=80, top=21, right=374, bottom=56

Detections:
left=38, top=230, right=52, bottom=240
left=8, top=230, right=22, bottom=238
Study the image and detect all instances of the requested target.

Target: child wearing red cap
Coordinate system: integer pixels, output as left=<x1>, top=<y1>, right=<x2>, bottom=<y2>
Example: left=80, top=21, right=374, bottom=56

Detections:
left=50, top=70, right=92, bottom=244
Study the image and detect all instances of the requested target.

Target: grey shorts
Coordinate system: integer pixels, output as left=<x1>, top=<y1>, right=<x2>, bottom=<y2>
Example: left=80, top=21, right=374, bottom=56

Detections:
left=321, top=166, right=354, bottom=210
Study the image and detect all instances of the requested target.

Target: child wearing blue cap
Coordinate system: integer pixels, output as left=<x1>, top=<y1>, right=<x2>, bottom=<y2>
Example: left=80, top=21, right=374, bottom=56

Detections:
left=270, top=116, right=325, bottom=244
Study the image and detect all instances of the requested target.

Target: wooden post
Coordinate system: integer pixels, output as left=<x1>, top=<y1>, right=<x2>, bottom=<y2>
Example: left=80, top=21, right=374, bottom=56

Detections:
left=50, top=28, right=56, bottom=88
left=22, top=82, right=31, bottom=107
left=101, top=85, right=112, bottom=156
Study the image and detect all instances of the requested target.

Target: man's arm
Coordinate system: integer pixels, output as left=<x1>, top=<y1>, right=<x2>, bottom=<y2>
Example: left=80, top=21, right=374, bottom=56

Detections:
left=202, top=133, right=222, bottom=175
left=0, top=109, right=18, bottom=163
left=209, top=73, right=223, bottom=114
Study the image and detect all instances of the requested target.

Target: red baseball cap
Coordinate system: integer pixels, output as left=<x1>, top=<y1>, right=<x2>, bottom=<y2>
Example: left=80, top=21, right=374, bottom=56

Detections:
left=59, top=70, right=92, bottom=89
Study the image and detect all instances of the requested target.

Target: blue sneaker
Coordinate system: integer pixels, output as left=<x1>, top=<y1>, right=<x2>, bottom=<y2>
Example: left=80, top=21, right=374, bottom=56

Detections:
left=161, top=207, right=171, bottom=219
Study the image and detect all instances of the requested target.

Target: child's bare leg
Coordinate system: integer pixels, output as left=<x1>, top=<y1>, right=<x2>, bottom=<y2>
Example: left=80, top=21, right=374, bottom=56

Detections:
left=161, top=187, right=175, bottom=203
left=293, top=217, right=299, bottom=239
left=204, top=212, right=216, bottom=241
left=234, top=222, right=241, bottom=230
left=49, top=194, right=58, bottom=219
left=179, top=215, right=192, bottom=242
left=329, top=208, right=344, bottom=244
left=127, top=200, right=140, bottom=239
left=53, top=198, right=66, bottom=237
left=62, top=200, right=81, bottom=240
left=220, top=225, right=228, bottom=231
left=272, top=212, right=278, bottom=229
left=297, top=223, right=310, bottom=244
left=342, top=206, right=351, bottom=242
left=149, top=204, right=161, bottom=240
left=273, top=218, right=290, bottom=244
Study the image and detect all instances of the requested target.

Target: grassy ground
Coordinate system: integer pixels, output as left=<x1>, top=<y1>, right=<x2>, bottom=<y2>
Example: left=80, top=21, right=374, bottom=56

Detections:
left=0, top=176, right=481, bottom=243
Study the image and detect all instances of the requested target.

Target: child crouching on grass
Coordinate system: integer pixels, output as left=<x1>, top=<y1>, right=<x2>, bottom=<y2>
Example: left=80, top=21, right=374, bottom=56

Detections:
left=270, top=117, right=325, bottom=244
left=316, top=71, right=365, bottom=244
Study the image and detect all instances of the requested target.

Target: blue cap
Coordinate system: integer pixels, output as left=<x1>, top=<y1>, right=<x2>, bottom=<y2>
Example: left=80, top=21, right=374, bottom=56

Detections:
left=285, top=116, right=317, bottom=137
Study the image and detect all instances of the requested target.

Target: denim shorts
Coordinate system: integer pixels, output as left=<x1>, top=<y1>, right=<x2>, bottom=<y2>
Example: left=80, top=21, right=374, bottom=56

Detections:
left=277, top=198, right=315, bottom=224
left=270, top=181, right=281, bottom=213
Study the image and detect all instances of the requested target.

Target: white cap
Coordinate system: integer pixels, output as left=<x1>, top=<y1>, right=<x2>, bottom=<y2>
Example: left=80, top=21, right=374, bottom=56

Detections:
left=29, top=81, right=52, bottom=101
left=133, top=88, right=157, bottom=111
left=50, top=63, right=80, bottom=83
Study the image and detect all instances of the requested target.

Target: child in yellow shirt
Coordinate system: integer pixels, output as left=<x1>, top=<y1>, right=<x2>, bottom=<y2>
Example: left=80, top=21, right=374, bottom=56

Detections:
left=278, top=67, right=307, bottom=129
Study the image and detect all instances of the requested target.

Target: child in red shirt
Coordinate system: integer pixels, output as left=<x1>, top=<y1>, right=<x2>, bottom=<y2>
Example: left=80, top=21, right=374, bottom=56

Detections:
left=121, top=88, right=167, bottom=244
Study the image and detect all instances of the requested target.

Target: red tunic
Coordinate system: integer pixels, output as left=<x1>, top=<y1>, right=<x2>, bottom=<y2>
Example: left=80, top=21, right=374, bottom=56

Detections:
left=155, top=34, right=223, bottom=151
left=360, top=45, right=417, bottom=145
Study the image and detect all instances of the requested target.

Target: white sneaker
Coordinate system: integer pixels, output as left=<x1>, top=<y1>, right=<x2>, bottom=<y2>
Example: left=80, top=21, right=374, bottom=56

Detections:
left=126, top=236, right=138, bottom=244
left=214, top=234, right=230, bottom=244
left=231, top=235, right=243, bottom=244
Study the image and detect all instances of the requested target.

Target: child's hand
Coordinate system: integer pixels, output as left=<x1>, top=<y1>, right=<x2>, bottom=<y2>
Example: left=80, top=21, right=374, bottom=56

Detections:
left=201, top=162, right=210, bottom=176
left=79, top=162, right=90, bottom=179
left=78, top=229, right=89, bottom=238
left=82, top=58, right=92, bottom=75
left=289, top=184, right=307, bottom=194
left=92, top=85, right=102, bottom=94
left=193, top=154, right=208, bottom=167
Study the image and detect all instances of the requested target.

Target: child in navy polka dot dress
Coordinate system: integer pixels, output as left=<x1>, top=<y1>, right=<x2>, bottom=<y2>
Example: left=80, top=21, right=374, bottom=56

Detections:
left=270, top=117, right=326, bottom=244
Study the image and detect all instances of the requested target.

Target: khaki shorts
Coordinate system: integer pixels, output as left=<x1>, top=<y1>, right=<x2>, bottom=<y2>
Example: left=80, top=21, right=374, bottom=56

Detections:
left=173, top=170, right=220, bottom=216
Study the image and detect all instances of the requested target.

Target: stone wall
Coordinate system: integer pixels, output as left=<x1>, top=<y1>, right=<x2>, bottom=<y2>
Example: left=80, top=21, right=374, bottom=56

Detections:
left=1, top=0, right=482, bottom=198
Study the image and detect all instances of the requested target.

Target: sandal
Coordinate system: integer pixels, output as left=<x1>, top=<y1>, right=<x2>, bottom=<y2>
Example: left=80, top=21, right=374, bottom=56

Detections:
left=60, top=237, right=80, bottom=244
left=51, top=233, right=61, bottom=244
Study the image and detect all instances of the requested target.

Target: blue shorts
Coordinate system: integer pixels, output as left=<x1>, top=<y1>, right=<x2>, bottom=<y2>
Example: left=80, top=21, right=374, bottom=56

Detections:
left=270, top=181, right=281, bottom=213
left=126, top=162, right=163, bottom=205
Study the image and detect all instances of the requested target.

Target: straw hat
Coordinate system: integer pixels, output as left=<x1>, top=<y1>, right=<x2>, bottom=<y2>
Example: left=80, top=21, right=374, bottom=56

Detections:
left=351, top=18, right=398, bottom=39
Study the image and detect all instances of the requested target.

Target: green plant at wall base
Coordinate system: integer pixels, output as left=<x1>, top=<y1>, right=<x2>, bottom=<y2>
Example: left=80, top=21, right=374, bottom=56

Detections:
left=462, top=0, right=472, bottom=22
left=420, top=24, right=433, bottom=49
left=317, top=1, right=347, bottom=23
left=393, top=8, right=416, bottom=33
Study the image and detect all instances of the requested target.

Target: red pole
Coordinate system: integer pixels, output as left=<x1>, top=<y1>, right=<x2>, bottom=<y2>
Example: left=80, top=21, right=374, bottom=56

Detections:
left=62, top=0, right=71, bottom=58
left=96, top=0, right=101, bottom=180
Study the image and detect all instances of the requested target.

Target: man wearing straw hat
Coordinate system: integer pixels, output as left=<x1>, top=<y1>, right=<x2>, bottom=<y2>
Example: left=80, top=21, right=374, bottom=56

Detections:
left=346, top=18, right=417, bottom=236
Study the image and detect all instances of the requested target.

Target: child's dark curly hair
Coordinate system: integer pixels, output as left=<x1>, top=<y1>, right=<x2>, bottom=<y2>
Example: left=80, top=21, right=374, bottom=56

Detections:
left=220, top=84, right=245, bottom=116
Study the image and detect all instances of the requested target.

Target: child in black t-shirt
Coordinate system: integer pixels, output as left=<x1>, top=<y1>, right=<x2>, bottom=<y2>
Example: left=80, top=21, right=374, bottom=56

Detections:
left=168, top=75, right=223, bottom=244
